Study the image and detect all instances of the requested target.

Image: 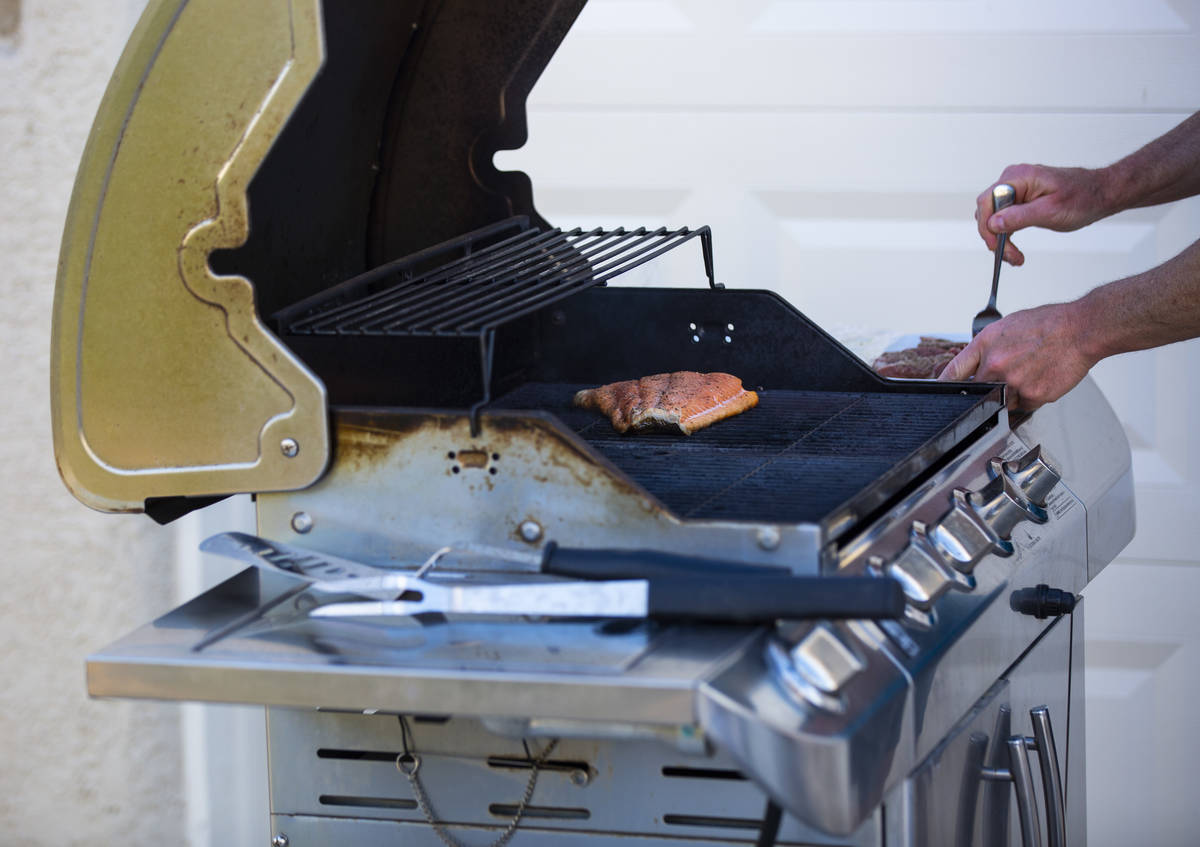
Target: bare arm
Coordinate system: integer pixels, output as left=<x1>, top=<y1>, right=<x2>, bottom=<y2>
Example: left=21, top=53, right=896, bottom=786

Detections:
left=1107, top=111, right=1200, bottom=210
left=976, top=111, right=1200, bottom=265
left=940, top=238, right=1200, bottom=410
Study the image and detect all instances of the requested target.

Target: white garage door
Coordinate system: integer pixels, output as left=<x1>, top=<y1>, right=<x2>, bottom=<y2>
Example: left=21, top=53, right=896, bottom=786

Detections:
left=498, top=2, right=1200, bottom=844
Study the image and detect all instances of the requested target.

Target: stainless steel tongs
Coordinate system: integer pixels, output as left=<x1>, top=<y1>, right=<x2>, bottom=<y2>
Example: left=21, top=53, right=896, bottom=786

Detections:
left=309, top=575, right=652, bottom=620
left=201, top=532, right=906, bottom=624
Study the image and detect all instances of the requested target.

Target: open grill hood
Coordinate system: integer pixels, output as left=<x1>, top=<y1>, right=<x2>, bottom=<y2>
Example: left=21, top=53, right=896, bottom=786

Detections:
left=51, top=0, right=585, bottom=513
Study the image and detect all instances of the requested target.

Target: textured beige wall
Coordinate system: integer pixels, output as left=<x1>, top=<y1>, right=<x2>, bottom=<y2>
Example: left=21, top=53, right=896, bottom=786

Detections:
left=0, top=0, right=185, bottom=843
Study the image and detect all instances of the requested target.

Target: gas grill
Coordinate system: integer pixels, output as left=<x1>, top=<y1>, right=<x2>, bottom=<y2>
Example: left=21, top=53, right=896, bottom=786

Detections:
left=52, top=1, right=1135, bottom=845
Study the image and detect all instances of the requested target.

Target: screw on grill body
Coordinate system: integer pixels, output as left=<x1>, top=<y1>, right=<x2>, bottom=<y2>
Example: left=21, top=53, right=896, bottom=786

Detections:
left=569, top=769, right=591, bottom=787
left=270, top=835, right=289, bottom=847
left=290, top=512, right=313, bottom=534
left=280, top=438, right=299, bottom=458
left=519, top=521, right=543, bottom=543
left=756, top=526, right=781, bottom=551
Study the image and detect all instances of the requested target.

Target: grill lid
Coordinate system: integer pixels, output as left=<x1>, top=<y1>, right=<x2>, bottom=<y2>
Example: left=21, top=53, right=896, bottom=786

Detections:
left=51, top=0, right=583, bottom=514
left=51, top=0, right=330, bottom=513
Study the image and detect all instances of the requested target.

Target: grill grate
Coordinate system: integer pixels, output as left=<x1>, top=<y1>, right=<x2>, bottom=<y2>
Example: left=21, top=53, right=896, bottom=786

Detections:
left=280, top=219, right=716, bottom=337
left=491, top=382, right=987, bottom=529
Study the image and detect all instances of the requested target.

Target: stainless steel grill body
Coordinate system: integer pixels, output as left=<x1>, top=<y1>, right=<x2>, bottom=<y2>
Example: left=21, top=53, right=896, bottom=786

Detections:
left=88, top=375, right=1132, bottom=843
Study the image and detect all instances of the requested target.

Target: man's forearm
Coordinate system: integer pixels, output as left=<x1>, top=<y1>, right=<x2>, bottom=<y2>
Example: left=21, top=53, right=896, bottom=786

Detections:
left=1076, top=237, right=1200, bottom=361
left=1101, top=112, right=1200, bottom=212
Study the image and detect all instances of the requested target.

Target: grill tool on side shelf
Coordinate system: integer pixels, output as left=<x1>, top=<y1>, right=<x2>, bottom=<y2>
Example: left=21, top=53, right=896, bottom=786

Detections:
left=203, top=532, right=905, bottom=624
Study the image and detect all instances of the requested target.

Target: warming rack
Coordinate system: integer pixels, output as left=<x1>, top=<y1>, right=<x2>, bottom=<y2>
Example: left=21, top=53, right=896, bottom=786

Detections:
left=273, top=217, right=718, bottom=432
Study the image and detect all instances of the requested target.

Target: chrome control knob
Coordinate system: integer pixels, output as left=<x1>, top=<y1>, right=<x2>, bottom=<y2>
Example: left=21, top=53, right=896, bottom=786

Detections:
left=968, top=472, right=1046, bottom=555
left=997, top=444, right=1061, bottom=507
left=930, top=489, right=998, bottom=571
left=766, top=623, right=865, bottom=712
left=885, top=522, right=970, bottom=610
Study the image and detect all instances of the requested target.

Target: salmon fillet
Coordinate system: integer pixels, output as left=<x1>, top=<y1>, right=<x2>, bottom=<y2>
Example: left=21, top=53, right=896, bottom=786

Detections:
left=573, top=372, right=759, bottom=435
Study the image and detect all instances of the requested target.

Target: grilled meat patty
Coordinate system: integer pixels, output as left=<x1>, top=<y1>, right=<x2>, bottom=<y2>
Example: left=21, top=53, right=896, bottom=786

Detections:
left=872, top=337, right=965, bottom=379
left=574, top=371, right=759, bottom=435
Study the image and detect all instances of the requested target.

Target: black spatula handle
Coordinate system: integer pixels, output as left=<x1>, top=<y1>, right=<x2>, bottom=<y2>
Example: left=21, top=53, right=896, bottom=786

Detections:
left=645, top=575, right=905, bottom=623
left=541, top=543, right=789, bottom=581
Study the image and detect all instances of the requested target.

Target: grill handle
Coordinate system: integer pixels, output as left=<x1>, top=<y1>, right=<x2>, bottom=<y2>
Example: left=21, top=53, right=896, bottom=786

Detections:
left=644, top=575, right=906, bottom=623
left=541, top=543, right=791, bottom=580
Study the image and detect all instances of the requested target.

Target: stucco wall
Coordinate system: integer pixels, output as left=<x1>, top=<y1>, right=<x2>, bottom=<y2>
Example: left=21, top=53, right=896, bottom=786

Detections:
left=0, top=0, right=185, bottom=843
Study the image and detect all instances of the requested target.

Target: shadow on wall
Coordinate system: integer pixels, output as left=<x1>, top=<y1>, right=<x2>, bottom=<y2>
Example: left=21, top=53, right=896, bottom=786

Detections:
left=0, top=0, right=19, bottom=38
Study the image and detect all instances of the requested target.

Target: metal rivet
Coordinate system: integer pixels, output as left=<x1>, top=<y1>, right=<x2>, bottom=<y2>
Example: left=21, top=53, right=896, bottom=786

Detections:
left=569, top=769, right=591, bottom=787
left=271, top=835, right=289, bottom=847
left=520, top=520, right=543, bottom=543
left=290, top=512, right=313, bottom=534
left=280, top=438, right=299, bottom=458
left=756, top=526, right=782, bottom=551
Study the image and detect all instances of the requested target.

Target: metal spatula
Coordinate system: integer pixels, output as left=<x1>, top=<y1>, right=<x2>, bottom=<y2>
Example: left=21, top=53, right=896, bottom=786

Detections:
left=972, top=183, right=1016, bottom=337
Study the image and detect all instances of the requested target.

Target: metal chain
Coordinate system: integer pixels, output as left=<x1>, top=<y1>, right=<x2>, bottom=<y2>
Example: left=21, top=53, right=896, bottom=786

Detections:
left=397, top=734, right=559, bottom=847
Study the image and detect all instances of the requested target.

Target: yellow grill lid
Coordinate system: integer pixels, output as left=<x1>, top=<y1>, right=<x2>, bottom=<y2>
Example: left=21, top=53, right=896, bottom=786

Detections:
left=51, top=0, right=330, bottom=513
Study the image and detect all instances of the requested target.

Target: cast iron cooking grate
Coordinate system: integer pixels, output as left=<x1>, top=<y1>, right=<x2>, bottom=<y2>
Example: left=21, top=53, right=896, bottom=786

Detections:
left=491, top=383, right=984, bottom=529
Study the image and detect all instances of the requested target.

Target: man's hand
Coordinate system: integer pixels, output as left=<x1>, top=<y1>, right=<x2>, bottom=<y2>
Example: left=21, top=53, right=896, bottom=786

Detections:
left=938, top=302, right=1098, bottom=411
left=975, top=165, right=1113, bottom=267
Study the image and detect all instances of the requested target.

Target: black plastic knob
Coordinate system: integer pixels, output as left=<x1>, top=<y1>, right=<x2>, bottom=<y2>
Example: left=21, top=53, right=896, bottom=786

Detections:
left=1009, top=584, right=1076, bottom=619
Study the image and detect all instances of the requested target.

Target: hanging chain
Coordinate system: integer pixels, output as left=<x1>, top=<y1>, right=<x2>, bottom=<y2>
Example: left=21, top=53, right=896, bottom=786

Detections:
left=396, top=717, right=559, bottom=847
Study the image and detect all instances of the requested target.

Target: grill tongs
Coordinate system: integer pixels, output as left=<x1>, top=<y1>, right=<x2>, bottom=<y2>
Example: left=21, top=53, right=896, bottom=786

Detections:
left=204, top=532, right=904, bottom=624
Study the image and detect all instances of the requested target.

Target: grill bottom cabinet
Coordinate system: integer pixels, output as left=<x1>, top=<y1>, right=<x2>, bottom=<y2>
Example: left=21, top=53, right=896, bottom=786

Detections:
left=907, top=609, right=1080, bottom=847
left=263, top=609, right=1081, bottom=847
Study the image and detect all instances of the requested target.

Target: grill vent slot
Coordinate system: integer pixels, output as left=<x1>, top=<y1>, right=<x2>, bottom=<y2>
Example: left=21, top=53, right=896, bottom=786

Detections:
left=661, top=765, right=747, bottom=781
left=487, top=755, right=591, bottom=774
left=662, top=813, right=764, bottom=830
left=316, top=748, right=396, bottom=762
left=319, top=795, right=418, bottom=810
left=488, top=804, right=590, bottom=820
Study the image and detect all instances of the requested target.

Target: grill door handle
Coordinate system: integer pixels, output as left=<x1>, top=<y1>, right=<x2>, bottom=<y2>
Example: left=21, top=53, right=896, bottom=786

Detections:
left=1029, top=706, right=1067, bottom=847
left=981, top=733, right=1043, bottom=847
left=1006, top=735, right=1044, bottom=847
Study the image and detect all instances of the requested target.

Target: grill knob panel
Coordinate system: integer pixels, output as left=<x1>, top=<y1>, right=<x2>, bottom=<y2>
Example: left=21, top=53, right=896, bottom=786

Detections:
left=886, top=444, right=1063, bottom=621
